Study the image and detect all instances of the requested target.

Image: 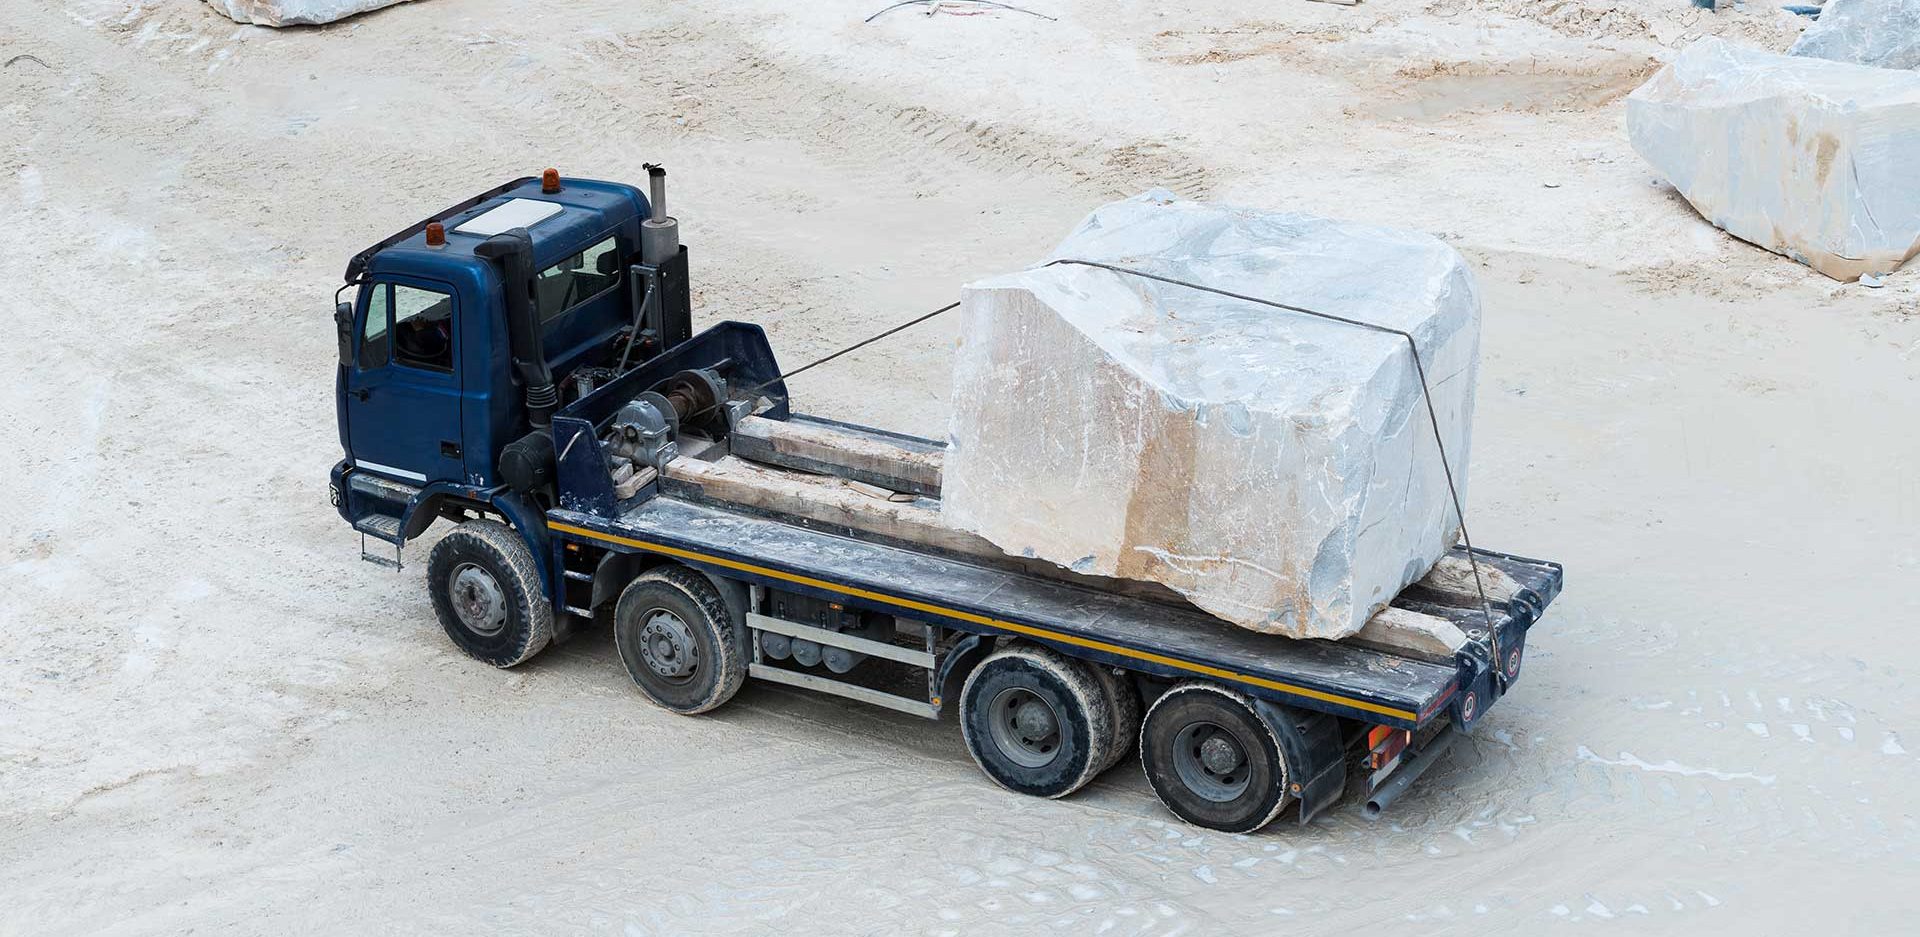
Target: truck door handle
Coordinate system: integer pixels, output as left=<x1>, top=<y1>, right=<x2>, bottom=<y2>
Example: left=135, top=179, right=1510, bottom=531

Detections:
left=349, top=388, right=371, bottom=401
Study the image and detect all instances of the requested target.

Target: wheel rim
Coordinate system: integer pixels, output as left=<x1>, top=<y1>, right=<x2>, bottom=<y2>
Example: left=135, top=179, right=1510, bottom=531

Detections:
left=449, top=563, right=508, bottom=637
left=988, top=686, right=1061, bottom=769
left=1172, top=721, right=1252, bottom=803
left=638, top=608, right=699, bottom=683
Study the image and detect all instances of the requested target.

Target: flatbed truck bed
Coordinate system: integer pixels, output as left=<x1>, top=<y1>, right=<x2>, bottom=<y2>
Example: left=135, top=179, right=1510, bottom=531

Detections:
left=528, top=322, right=1563, bottom=831
left=550, top=497, right=1558, bottom=733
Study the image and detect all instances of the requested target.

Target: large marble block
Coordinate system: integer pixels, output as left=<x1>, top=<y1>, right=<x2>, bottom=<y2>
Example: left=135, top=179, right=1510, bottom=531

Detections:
left=942, top=192, right=1480, bottom=639
left=1627, top=38, right=1920, bottom=280
left=1790, top=0, right=1920, bottom=71
left=204, top=0, right=419, bottom=26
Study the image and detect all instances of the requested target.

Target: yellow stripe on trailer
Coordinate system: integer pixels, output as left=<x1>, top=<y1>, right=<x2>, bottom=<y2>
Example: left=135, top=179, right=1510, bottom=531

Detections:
left=547, top=520, right=1421, bottom=722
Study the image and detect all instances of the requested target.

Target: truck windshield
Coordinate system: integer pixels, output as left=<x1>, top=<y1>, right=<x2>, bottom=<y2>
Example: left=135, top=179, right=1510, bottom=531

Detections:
left=535, top=236, right=619, bottom=322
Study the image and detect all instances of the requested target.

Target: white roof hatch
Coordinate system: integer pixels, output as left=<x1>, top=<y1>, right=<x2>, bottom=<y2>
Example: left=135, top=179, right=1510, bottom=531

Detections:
left=453, top=198, right=565, bottom=237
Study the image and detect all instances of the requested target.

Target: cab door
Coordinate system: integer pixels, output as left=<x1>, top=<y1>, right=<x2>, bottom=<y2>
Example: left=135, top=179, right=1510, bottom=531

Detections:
left=343, top=278, right=464, bottom=483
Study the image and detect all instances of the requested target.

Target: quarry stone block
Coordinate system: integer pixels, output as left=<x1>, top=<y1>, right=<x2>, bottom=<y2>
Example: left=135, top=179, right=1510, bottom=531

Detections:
left=204, top=0, right=420, bottom=26
left=1627, top=38, right=1920, bottom=281
left=942, top=192, right=1480, bottom=640
left=1790, top=0, right=1920, bottom=71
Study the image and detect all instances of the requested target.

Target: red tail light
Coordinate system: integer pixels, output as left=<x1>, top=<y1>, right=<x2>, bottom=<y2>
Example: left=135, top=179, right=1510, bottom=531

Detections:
left=1367, top=726, right=1411, bottom=770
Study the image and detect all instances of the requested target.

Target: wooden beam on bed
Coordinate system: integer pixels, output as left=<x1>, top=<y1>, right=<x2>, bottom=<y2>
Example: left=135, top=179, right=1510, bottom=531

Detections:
left=727, top=415, right=945, bottom=498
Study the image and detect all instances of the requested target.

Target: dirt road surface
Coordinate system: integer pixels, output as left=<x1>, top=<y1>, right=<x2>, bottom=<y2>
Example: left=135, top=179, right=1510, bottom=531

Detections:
left=4, top=1, right=1917, bottom=933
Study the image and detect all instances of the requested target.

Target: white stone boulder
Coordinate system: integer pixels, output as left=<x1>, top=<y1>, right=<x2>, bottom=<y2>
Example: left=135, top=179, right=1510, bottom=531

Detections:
left=942, top=192, right=1480, bottom=640
left=204, top=0, right=420, bottom=26
left=1791, top=0, right=1920, bottom=71
left=1627, top=38, right=1920, bottom=281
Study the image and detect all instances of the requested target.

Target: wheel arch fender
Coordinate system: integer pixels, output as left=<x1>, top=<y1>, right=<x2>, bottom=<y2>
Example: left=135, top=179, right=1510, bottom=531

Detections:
left=1251, top=698, right=1348, bottom=825
left=473, top=490, right=552, bottom=592
left=702, top=570, right=751, bottom=650
left=399, top=482, right=491, bottom=541
left=594, top=553, right=749, bottom=648
left=935, top=632, right=994, bottom=718
left=592, top=550, right=651, bottom=611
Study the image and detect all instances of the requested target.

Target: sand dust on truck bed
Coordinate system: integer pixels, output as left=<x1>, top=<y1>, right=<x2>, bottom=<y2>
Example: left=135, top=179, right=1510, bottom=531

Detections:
left=3, top=1, right=1918, bottom=934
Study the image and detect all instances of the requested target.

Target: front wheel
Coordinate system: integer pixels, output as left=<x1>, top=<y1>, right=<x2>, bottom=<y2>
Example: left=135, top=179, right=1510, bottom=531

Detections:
left=426, top=519, right=554, bottom=667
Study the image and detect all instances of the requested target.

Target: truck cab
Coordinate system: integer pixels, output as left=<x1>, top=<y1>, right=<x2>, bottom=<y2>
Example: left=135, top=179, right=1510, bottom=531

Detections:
left=330, top=170, right=691, bottom=569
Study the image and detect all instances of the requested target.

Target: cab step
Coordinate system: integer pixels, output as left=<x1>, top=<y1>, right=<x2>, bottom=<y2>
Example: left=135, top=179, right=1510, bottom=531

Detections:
left=354, top=514, right=405, bottom=569
left=354, top=513, right=404, bottom=543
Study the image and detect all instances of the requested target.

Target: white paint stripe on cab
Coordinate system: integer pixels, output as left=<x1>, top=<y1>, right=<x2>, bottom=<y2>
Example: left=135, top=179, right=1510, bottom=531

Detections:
left=354, top=459, right=427, bottom=483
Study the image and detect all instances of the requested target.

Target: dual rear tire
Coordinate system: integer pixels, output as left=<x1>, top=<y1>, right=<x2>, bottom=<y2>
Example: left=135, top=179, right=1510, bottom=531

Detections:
left=958, top=645, right=1141, bottom=799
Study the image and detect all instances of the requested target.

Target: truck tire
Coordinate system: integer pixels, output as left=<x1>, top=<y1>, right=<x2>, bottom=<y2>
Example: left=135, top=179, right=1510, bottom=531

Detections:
left=426, top=519, right=553, bottom=668
left=1092, top=665, right=1143, bottom=773
left=959, top=645, right=1113, bottom=799
left=1139, top=682, right=1291, bottom=833
left=613, top=565, right=745, bottom=714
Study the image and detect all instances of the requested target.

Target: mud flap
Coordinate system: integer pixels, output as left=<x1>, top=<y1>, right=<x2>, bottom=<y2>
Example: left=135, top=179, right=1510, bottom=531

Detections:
left=1253, top=698, right=1347, bottom=824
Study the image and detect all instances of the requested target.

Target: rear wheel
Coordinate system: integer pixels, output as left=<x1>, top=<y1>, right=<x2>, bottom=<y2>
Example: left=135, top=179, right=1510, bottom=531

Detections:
left=613, top=565, right=744, bottom=714
left=426, top=519, right=553, bottom=667
left=959, top=645, right=1113, bottom=799
left=1139, top=683, right=1291, bottom=833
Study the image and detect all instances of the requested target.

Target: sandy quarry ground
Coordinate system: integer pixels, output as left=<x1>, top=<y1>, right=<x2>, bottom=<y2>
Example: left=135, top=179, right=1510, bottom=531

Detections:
left=4, top=0, right=1919, bottom=933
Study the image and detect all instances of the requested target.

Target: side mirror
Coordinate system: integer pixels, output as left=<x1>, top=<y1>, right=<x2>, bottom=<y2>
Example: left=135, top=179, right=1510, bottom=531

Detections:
left=335, top=301, right=354, bottom=367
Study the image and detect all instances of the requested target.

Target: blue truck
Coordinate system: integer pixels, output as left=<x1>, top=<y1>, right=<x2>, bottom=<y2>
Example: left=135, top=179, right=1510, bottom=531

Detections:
left=330, top=170, right=1563, bottom=833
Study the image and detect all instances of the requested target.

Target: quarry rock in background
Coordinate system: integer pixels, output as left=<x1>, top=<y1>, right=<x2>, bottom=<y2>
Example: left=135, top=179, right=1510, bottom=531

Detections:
left=942, top=192, right=1480, bottom=640
left=204, top=0, right=419, bottom=26
left=1790, top=0, right=1920, bottom=70
left=1627, top=38, right=1920, bottom=281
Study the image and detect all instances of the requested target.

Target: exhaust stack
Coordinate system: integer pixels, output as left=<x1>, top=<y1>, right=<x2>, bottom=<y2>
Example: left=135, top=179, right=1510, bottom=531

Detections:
left=641, top=163, right=680, bottom=265
left=473, top=228, right=556, bottom=428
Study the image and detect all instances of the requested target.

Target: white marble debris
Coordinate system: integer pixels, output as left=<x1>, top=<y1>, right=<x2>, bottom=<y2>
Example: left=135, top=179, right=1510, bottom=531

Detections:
left=942, top=191, right=1481, bottom=640
left=204, top=0, right=420, bottom=26
left=1627, top=38, right=1920, bottom=281
left=1790, top=0, right=1920, bottom=71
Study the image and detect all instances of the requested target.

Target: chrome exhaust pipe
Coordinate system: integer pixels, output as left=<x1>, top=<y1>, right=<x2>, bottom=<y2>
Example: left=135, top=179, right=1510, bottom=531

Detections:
left=640, top=163, right=680, bottom=264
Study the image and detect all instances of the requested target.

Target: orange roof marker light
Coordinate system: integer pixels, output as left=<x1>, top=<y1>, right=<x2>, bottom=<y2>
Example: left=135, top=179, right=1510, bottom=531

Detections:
left=424, top=222, right=446, bottom=247
left=541, top=168, right=561, bottom=193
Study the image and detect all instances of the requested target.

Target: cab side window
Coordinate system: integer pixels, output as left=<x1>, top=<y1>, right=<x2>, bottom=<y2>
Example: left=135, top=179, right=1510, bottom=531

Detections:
left=359, top=284, right=390, bottom=369
left=359, top=282, right=454, bottom=373
left=392, top=285, right=455, bottom=372
left=535, top=236, right=620, bottom=323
